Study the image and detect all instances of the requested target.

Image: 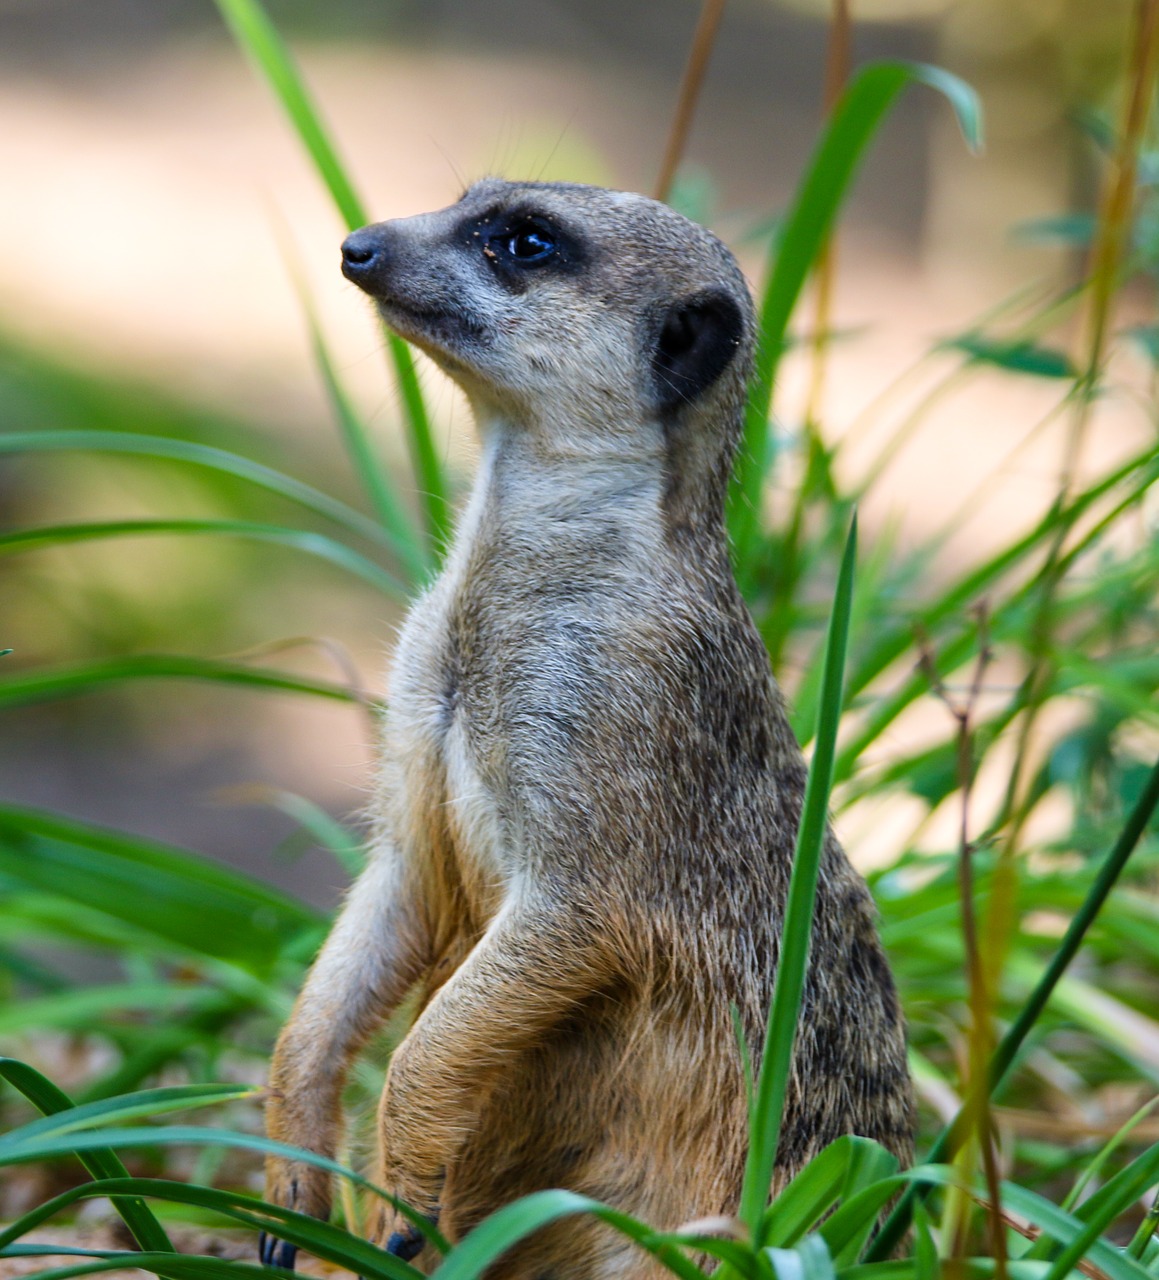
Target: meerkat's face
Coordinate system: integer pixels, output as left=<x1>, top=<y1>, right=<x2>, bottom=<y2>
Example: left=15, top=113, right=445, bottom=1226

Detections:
left=340, top=179, right=754, bottom=443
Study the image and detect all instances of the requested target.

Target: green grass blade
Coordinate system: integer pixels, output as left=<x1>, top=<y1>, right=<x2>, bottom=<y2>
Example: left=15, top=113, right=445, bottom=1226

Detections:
left=834, top=445, right=1159, bottom=775
left=0, top=1126, right=447, bottom=1252
left=433, top=1189, right=709, bottom=1280
left=871, top=1166, right=1151, bottom=1280
left=0, top=654, right=373, bottom=711
left=0, top=431, right=399, bottom=553
left=0, top=1060, right=175, bottom=1257
left=763, top=1235, right=836, bottom=1280
left=211, top=0, right=450, bottom=560
left=389, top=338, right=452, bottom=559
left=1003, top=1176, right=1156, bottom=1280
left=0, top=1247, right=120, bottom=1259
left=823, top=1147, right=899, bottom=1266
left=739, top=514, right=858, bottom=1239
left=0, top=1078, right=254, bottom=1145
left=762, top=1137, right=898, bottom=1249
left=0, top=805, right=323, bottom=971
left=943, top=334, right=1077, bottom=379
left=212, top=0, right=365, bottom=228
left=0, top=520, right=408, bottom=599
left=1062, top=1097, right=1159, bottom=1217
left=651, top=1235, right=760, bottom=1279
left=728, top=62, right=981, bottom=564
left=818, top=1180, right=907, bottom=1263
left=1056, top=1140, right=1159, bottom=1246
left=300, top=290, right=431, bottom=585
left=762, top=1144, right=860, bottom=1248
left=0, top=1255, right=291, bottom=1280
left=867, top=750, right=1159, bottom=1259
left=0, top=983, right=230, bottom=1035
left=911, top=1204, right=937, bottom=1280
left=0, top=1177, right=423, bottom=1280
left=253, top=788, right=367, bottom=878
left=987, top=746, right=1159, bottom=1061
left=875, top=1172, right=1152, bottom=1280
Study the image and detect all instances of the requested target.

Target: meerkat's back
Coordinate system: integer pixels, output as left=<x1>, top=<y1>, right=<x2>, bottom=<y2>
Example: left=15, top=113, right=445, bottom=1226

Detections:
left=262, top=179, right=915, bottom=1280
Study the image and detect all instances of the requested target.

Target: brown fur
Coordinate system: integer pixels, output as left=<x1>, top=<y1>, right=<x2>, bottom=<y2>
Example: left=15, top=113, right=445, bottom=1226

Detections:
left=263, top=179, right=915, bottom=1279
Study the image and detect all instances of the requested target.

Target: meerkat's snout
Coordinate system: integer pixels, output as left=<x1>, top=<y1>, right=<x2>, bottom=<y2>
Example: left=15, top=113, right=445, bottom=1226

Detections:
left=340, top=224, right=394, bottom=288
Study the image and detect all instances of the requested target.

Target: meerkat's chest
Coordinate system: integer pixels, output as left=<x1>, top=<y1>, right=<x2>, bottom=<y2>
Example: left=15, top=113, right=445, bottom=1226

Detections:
left=383, top=571, right=514, bottom=918
left=381, top=445, right=671, bottom=916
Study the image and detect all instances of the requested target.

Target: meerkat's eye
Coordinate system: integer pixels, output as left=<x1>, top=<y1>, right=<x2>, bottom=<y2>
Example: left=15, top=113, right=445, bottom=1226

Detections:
left=500, top=222, right=556, bottom=263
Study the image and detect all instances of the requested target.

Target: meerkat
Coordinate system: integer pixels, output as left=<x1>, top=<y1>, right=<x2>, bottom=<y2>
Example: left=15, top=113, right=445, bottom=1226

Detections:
left=260, top=179, right=915, bottom=1279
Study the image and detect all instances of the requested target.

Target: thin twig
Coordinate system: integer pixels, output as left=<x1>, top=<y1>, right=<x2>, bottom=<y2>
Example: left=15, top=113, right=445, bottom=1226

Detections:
left=803, top=0, right=852, bottom=428
left=980, top=1205, right=1110, bottom=1280
left=917, top=609, right=1005, bottom=1278
left=654, top=0, right=728, bottom=203
left=992, top=1106, right=1159, bottom=1142
left=1078, top=0, right=1159, bottom=410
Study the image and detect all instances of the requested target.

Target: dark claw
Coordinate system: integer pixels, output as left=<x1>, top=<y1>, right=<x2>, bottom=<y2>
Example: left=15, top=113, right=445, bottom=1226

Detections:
left=272, top=1241, right=299, bottom=1272
left=258, top=1232, right=298, bottom=1271
left=385, top=1229, right=425, bottom=1263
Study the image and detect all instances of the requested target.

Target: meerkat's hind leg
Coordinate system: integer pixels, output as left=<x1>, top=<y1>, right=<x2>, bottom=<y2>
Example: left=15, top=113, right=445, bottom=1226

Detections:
left=385, top=1230, right=424, bottom=1262
left=390, top=1214, right=442, bottom=1261
left=381, top=1208, right=439, bottom=1262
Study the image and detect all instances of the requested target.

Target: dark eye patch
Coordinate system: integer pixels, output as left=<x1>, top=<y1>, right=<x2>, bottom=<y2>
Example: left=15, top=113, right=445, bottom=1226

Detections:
left=462, top=205, right=586, bottom=290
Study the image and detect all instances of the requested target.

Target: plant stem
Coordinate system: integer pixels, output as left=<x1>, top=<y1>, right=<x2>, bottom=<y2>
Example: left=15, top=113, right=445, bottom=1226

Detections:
left=803, top=0, right=851, bottom=429
left=654, top=0, right=729, bottom=203
left=918, top=619, right=1005, bottom=1276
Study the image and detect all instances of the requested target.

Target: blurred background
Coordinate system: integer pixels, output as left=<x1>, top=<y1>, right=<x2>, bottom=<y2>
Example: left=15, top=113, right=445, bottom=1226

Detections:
left=0, top=0, right=1150, bottom=912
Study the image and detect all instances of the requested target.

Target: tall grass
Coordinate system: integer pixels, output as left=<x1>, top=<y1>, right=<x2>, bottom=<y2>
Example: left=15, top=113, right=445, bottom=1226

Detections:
left=3, top=1, right=1159, bottom=1278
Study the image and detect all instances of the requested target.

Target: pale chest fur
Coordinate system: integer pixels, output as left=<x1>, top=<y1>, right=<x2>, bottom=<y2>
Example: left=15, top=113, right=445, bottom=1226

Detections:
left=378, top=426, right=669, bottom=939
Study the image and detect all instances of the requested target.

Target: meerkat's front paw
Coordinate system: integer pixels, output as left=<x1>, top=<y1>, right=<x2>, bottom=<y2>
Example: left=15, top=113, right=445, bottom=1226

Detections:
left=258, top=1232, right=299, bottom=1271
left=260, top=1158, right=333, bottom=1270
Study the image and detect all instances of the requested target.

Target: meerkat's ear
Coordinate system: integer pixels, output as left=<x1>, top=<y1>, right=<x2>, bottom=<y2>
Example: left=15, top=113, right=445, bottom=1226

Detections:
left=651, top=290, right=744, bottom=416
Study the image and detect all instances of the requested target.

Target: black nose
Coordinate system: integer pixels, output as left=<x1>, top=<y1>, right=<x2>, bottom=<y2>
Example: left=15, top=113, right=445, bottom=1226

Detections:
left=341, top=225, right=390, bottom=284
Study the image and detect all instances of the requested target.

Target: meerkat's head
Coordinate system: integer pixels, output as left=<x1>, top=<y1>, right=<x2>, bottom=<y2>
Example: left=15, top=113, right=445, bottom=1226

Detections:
left=341, top=179, right=755, bottom=511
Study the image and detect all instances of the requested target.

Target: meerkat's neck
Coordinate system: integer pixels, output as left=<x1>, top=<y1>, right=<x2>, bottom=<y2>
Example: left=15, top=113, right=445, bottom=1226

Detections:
left=471, top=407, right=667, bottom=518
left=432, top=406, right=735, bottom=600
